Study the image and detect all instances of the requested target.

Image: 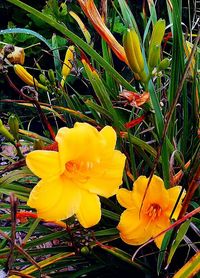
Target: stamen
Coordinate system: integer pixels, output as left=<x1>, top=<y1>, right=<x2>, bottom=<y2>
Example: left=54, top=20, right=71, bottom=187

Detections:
left=64, top=160, right=93, bottom=183
left=146, top=204, right=162, bottom=221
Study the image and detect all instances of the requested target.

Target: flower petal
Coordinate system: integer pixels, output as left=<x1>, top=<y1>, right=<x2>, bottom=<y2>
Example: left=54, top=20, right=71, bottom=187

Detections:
left=27, top=175, right=81, bottom=221
left=76, top=190, right=101, bottom=228
left=99, top=126, right=116, bottom=152
left=165, top=186, right=186, bottom=219
left=116, top=188, right=134, bottom=209
left=117, top=208, right=151, bottom=245
left=26, top=150, right=61, bottom=179
left=132, top=175, right=169, bottom=210
left=82, top=150, right=126, bottom=197
left=152, top=215, right=171, bottom=248
left=56, top=123, right=103, bottom=169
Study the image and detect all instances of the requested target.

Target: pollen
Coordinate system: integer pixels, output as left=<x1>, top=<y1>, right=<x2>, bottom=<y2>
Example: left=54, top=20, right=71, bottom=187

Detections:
left=64, top=160, right=93, bottom=183
left=65, top=161, right=79, bottom=172
left=146, top=203, right=162, bottom=221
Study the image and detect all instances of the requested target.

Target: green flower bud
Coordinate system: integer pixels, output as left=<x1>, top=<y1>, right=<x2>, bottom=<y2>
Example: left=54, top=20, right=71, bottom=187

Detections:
left=158, top=58, right=170, bottom=70
left=149, top=19, right=166, bottom=50
left=148, top=44, right=161, bottom=69
left=39, top=74, right=49, bottom=86
left=48, top=69, right=56, bottom=84
left=8, top=114, right=19, bottom=140
left=148, top=19, right=166, bottom=70
left=0, top=119, right=15, bottom=142
left=80, top=246, right=90, bottom=255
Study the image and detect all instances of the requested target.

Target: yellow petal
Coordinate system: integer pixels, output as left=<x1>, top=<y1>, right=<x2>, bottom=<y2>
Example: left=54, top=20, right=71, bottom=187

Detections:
left=99, top=126, right=116, bottom=151
left=27, top=175, right=81, bottom=221
left=76, top=189, right=101, bottom=228
left=116, top=188, right=134, bottom=209
left=117, top=208, right=151, bottom=245
left=152, top=215, right=171, bottom=248
left=82, top=150, right=126, bottom=198
left=166, top=186, right=186, bottom=219
left=117, top=208, right=140, bottom=235
left=26, top=150, right=61, bottom=179
left=56, top=123, right=102, bottom=168
left=132, top=175, right=169, bottom=210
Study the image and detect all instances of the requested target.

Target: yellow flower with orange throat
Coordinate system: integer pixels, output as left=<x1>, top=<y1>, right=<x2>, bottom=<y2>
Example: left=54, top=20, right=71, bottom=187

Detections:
left=26, top=122, right=126, bottom=228
left=117, top=175, right=186, bottom=248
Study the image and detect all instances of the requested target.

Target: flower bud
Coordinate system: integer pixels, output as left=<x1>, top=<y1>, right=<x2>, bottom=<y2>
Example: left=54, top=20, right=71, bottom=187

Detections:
left=148, top=44, right=160, bottom=69
left=123, top=28, right=144, bottom=74
left=47, top=69, right=56, bottom=85
left=158, top=58, right=170, bottom=71
left=8, top=114, right=19, bottom=140
left=80, top=246, right=90, bottom=255
left=61, top=45, right=74, bottom=87
left=39, top=73, right=49, bottom=86
left=149, top=19, right=166, bottom=50
left=0, top=119, right=15, bottom=142
left=148, top=19, right=166, bottom=70
left=14, top=64, right=47, bottom=90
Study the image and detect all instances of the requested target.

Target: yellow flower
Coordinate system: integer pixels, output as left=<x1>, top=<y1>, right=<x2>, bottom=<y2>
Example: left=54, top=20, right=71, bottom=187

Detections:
left=117, top=175, right=185, bottom=248
left=26, top=122, right=126, bottom=228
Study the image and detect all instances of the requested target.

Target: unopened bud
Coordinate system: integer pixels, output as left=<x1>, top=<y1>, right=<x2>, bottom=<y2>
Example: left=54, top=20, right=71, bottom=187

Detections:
left=123, top=29, right=147, bottom=82
left=48, top=69, right=56, bottom=84
left=149, top=19, right=166, bottom=50
left=158, top=58, right=170, bottom=70
left=80, top=246, right=90, bottom=255
left=148, top=44, right=160, bottom=69
left=39, top=73, right=49, bottom=86
left=124, top=28, right=144, bottom=74
left=148, top=19, right=166, bottom=70
left=14, top=64, right=47, bottom=90
left=8, top=114, right=19, bottom=140
left=0, top=119, right=15, bottom=142
left=61, top=45, right=74, bottom=87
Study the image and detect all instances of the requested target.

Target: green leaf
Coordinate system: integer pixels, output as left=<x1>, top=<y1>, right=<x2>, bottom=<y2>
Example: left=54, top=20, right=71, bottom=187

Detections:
left=0, top=28, right=53, bottom=49
left=0, top=169, right=33, bottom=186
left=51, top=33, right=62, bottom=81
left=94, top=245, right=151, bottom=274
left=157, top=228, right=174, bottom=275
left=173, top=251, right=200, bottom=278
left=167, top=219, right=192, bottom=266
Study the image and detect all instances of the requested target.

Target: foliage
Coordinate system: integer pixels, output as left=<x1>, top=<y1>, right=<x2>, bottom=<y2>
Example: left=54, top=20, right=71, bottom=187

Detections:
left=0, top=0, right=199, bottom=277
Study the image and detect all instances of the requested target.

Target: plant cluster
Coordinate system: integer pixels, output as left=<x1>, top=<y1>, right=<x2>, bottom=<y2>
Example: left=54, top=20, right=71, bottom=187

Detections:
left=0, top=0, right=199, bottom=277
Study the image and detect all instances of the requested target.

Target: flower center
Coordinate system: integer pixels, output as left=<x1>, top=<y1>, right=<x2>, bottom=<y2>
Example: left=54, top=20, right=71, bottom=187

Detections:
left=146, top=203, right=162, bottom=221
left=64, top=160, right=93, bottom=183
left=65, top=161, right=80, bottom=172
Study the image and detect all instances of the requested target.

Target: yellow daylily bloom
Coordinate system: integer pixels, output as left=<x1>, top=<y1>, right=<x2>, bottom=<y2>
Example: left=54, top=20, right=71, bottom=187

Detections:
left=26, top=122, right=126, bottom=228
left=117, top=175, right=186, bottom=248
